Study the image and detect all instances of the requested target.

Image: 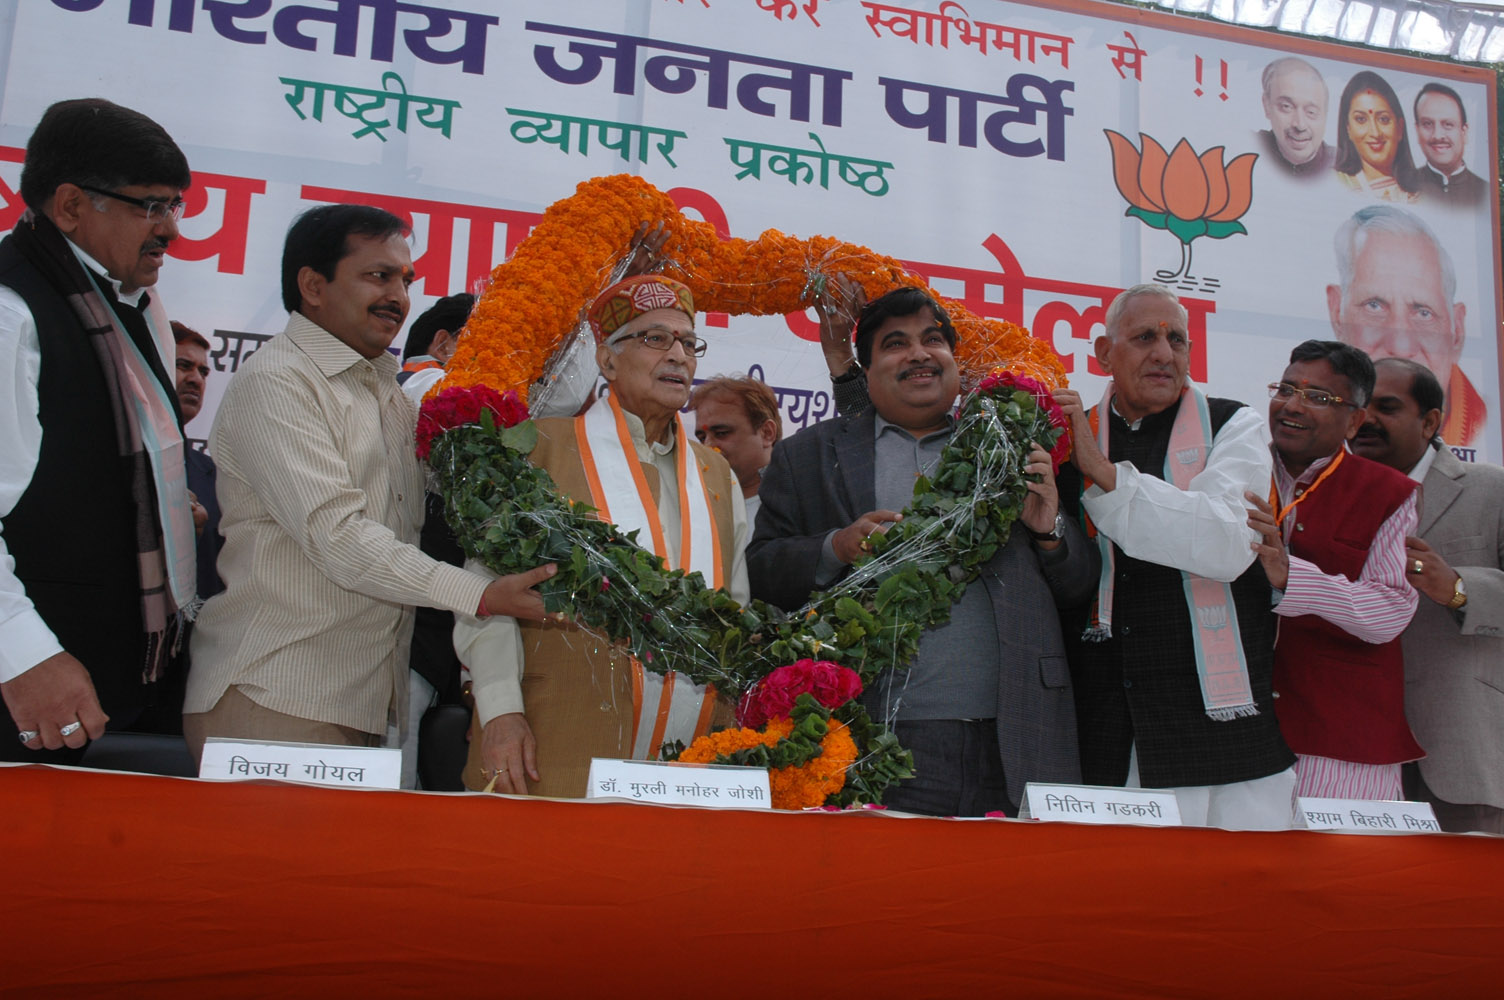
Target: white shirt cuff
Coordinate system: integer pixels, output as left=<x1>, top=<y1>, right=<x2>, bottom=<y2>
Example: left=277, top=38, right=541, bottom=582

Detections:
left=0, top=609, right=64, bottom=682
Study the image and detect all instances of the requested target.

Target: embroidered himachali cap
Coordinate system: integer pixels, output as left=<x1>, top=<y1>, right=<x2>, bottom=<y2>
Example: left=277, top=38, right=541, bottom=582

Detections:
left=588, top=274, right=696, bottom=343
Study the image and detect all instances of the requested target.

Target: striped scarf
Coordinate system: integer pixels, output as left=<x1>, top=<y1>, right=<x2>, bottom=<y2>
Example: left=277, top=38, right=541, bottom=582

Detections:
left=11, top=210, right=197, bottom=682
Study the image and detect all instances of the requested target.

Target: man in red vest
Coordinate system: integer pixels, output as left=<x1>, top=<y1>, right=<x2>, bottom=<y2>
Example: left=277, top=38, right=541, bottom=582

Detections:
left=1247, top=340, right=1422, bottom=800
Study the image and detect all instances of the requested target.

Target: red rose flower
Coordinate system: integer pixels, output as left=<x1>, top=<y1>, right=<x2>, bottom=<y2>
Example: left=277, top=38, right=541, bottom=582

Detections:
left=737, top=659, right=863, bottom=728
left=975, top=368, right=1071, bottom=473
left=416, top=385, right=530, bottom=460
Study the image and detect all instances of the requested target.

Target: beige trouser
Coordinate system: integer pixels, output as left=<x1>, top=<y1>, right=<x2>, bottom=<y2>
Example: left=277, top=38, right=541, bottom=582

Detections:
left=184, top=685, right=380, bottom=767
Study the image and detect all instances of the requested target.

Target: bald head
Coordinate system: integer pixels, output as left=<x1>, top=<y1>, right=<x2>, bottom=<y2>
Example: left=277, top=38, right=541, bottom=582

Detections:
left=1262, top=58, right=1329, bottom=167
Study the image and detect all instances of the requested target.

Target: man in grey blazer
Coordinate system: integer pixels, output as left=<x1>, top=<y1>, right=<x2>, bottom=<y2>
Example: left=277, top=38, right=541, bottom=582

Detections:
left=1353, top=357, right=1504, bottom=833
left=747, top=287, right=1096, bottom=817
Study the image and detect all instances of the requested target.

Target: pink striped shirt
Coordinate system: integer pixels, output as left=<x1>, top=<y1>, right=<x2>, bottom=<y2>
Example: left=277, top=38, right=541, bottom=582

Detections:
left=1295, top=754, right=1403, bottom=800
left=1271, top=450, right=1419, bottom=642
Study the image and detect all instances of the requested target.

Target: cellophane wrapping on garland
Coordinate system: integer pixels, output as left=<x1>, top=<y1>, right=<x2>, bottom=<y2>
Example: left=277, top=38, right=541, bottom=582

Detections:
left=421, top=173, right=1072, bottom=808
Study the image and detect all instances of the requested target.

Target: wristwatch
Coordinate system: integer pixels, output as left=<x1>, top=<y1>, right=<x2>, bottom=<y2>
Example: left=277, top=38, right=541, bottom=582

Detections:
left=1030, top=512, right=1066, bottom=543
left=1447, top=575, right=1468, bottom=610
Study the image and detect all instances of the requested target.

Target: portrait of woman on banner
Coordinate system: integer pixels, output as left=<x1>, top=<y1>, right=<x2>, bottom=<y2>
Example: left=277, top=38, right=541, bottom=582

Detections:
left=1333, top=70, right=1421, bottom=203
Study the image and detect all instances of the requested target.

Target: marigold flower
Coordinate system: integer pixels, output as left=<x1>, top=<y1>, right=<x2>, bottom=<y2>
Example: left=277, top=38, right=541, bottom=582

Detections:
left=437, top=173, right=1067, bottom=405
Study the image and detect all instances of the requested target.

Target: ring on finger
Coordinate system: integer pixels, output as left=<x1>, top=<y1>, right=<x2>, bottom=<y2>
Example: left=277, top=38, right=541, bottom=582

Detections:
left=59, top=722, right=82, bottom=737
left=1410, top=558, right=1424, bottom=575
left=16, top=730, right=39, bottom=744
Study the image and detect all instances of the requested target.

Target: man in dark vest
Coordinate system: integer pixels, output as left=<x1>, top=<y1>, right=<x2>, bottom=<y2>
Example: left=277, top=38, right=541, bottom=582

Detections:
left=0, top=99, right=196, bottom=762
left=1054, top=284, right=1296, bottom=830
left=1247, top=342, right=1421, bottom=801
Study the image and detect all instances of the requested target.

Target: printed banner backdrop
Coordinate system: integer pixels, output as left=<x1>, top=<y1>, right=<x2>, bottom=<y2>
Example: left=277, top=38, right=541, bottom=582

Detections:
left=1, top=0, right=1498, bottom=463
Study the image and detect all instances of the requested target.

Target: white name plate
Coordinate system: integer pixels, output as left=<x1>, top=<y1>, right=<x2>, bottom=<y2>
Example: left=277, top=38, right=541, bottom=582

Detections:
left=1297, top=797, right=1441, bottom=833
left=587, top=758, right=772, bottom=809
left=199, top=738, right=401, bottom=790
left=1023, top=782, right=1182, bottom=826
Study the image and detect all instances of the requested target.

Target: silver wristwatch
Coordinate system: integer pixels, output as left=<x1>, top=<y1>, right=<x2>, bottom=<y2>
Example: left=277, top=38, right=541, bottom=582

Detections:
left=1030, top=511, right=1066, bottom=542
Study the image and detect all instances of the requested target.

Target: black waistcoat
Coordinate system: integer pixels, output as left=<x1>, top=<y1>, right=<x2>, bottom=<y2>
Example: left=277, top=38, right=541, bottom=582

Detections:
left=0, top=232, right=174, bottom=730
left=1058, top=396, right=1294, bottom=788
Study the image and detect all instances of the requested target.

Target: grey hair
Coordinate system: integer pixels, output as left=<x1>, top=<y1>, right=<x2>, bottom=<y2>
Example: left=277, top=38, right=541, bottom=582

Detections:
left=1333, top=205, right=1455, bottom=306
left=1260, top=57, right=1328, bottom=102
left=1103, top=283, right=1187, bottom=341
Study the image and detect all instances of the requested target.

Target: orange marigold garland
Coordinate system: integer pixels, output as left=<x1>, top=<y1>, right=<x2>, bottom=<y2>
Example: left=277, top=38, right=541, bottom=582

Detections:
left=666, top=661, right=911, bottom=810
left=441, top=173, right=1067, bottom=404
left=429, top=175, right=1069, bottom=809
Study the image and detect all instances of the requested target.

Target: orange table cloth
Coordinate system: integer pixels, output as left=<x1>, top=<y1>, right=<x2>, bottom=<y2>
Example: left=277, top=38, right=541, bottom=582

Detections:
left=2, top=764, right=1501, bottom=997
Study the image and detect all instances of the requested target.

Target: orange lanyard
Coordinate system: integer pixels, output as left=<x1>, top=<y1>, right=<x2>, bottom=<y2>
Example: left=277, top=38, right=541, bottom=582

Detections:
left=1268, top=449, right=1345, bottom=529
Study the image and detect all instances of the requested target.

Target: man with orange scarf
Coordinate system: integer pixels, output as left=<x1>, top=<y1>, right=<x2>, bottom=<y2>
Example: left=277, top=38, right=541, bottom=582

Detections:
left=457, top=275, right=748, bottom=797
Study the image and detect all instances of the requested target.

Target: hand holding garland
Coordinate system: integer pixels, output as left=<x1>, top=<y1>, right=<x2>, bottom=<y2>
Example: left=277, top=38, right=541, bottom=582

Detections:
left=816, top=272, right=866, bottom=380
left=1052, top=387, right=1116, bottom=492
left=832, top=510, right=903, bottom=565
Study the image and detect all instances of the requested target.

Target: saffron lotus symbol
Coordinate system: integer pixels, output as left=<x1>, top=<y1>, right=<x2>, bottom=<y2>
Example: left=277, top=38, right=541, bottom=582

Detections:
left=1105, top=130, right=1257, bottom=282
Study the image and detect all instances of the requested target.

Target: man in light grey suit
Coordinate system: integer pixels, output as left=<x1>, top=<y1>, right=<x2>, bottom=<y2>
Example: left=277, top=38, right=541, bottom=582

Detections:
left=747, top=287, right=1096, bottom=817
left=1353, top=357, right=1504, bottom=833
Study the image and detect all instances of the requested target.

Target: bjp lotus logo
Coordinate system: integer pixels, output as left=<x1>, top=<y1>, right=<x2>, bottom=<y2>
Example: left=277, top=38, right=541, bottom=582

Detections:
left=1105, top=131, right=1257, bottom=282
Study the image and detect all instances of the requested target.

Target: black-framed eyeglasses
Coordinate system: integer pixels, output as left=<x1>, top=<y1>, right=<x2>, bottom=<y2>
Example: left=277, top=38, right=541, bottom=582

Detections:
left=1267, top=382, right=1356, bottom=409
left=621, top=328, right=707, bottom=357
left=80, top=185, right=185, bottom=224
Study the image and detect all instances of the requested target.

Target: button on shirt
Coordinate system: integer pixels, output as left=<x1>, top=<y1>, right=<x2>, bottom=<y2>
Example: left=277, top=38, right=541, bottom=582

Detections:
left=822, top=414, right=1001, bottom=721
left=184, top=313, right=491, bottom=734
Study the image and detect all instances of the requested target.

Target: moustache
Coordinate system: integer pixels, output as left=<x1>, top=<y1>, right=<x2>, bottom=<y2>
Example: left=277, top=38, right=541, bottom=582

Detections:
left=1354, top=423, right=1387, bottom=441
left=897, top=363, right=942, bottom=381
left=141, top=238, right=171, bottom=253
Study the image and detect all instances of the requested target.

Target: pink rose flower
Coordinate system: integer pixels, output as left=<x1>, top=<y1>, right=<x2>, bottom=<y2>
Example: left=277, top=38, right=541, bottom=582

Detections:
left=737, top=659, right=863, bottom=728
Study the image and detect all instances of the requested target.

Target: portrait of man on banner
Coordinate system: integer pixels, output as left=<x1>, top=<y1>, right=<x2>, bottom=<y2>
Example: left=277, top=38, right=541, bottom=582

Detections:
left=1326, top=205, right=1485, bottom=449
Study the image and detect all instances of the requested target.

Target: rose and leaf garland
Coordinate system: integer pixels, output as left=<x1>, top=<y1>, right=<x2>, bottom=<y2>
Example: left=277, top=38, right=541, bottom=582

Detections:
left=422, top=172, right=1070, bottom=808
left=419, top=372, right=1067, bottom=808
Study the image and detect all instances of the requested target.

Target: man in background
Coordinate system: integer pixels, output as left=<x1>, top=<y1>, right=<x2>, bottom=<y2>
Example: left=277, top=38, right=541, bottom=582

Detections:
left=1257, top=57, right=1333, bottom=176
left=1328, top=205, right=1484, bottom=449
left=690, top=374, right=782, bottom=523
left=398, top=291, right=470, bottom=401
left=1413, top=83, right=1485, bottom=206
left=173, top=321, right=224, bottom=600
left=1353, top=357, right=1504, bottom=831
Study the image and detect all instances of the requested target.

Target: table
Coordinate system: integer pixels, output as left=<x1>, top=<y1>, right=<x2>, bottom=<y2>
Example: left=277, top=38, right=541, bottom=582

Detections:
left=3, top=764, right=1500, bottom=997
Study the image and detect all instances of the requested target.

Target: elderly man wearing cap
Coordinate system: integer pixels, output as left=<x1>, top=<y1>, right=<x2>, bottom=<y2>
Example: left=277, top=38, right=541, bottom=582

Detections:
left=456, top=274, right=749, bottom=797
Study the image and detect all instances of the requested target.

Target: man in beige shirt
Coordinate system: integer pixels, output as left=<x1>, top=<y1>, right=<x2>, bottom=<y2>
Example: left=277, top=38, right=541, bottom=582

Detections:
left=457, top=275, right=748, bottom=798
left=183, top=204, right=552, bottom=762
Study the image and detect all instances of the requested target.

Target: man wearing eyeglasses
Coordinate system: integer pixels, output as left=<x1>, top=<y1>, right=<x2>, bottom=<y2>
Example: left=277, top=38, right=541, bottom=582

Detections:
left=1245, top=340, right=1421, bottom=800
left=456, top=274, right=748, bottom=797
left=0, top=99, right=196, bottom=763
left=1053, top=284, right=1296, bottom=830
